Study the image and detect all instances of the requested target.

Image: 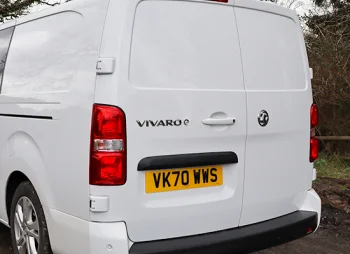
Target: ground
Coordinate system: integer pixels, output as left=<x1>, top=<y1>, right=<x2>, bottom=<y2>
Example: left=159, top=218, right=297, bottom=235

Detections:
left=1, top=174, right=349, bottom=254
left=257, top=176, right=350, bottom=254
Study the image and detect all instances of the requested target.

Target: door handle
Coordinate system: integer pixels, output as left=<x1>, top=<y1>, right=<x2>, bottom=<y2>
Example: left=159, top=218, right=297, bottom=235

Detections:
left=202, top=118, right=236, bottom=126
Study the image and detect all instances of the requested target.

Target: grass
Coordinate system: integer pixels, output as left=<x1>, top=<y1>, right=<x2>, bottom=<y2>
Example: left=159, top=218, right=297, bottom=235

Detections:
left=314, top=153, right=350, bottom=179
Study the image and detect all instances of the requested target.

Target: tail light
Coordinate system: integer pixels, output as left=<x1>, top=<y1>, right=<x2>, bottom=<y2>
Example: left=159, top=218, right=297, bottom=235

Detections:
left=310, top=104, right=319, bottom=162
left=310, top=138, right=319, bottom=162
left=90, top=104, right=126, bottom=185
left=310, top=104, right=319, bottom=128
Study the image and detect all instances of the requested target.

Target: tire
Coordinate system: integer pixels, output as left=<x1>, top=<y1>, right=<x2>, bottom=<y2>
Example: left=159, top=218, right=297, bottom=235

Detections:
left=10, top=181, right=53, bottom=254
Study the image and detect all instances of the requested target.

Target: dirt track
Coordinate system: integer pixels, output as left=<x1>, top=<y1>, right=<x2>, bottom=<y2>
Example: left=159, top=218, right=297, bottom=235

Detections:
left=1, top=178, right=349, bottom=254
left=258, top=177, right=350, bottom=254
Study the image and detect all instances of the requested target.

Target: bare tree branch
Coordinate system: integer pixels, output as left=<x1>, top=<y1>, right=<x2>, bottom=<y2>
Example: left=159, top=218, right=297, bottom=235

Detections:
left=0, top=0, right=63, bottom=22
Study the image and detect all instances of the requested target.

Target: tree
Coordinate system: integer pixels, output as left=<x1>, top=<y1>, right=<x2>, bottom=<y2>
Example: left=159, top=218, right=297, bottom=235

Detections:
left=306, top=0, right=350, bottom=38
left=263, top=0, right=350, bottom=149
left=303, top=0, right=350, bottom=151
left=260, top=0, right=305, bottom=11
left=313, top=0, right=350, bottom=8
left=0, top=0, right=65, bottom=22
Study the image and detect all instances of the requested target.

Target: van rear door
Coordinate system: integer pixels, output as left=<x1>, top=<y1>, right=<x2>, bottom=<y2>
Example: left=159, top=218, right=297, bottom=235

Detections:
left=93, top=0, right=247, bottom=242
left=234, top=1, right=314, bottom=226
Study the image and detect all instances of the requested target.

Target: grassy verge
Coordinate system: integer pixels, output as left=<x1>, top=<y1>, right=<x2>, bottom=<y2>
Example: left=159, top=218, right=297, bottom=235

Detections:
left=314, top=153, right=350, bottom=179
left=312, top=153, right=350, bottom=213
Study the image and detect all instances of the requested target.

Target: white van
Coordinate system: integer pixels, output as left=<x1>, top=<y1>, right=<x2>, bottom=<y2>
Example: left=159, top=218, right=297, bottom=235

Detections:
left=0, top=0, right=321, bottom=253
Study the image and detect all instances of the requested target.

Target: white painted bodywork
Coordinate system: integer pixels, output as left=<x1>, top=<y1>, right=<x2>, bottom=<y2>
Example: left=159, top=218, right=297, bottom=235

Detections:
left=0, top=0, right=109, bottom=224
left=234, top=0, right=315, bottom=226
left=0, top=0, right=321, bottom=253
left=94, top=0, right=247, bottom=242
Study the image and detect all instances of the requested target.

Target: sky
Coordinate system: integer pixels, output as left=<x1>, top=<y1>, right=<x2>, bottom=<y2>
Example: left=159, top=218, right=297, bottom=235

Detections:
left=287, top=0, right=315, bottom=14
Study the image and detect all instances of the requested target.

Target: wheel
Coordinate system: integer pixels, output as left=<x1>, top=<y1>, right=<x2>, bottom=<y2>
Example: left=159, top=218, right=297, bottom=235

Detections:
left=9, top=181, right=52, bottom=254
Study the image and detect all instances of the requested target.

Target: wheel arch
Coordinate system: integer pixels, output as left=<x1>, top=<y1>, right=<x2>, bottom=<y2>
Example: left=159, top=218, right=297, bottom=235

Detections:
left=3, top=131, right=53, bottom=223
left=5, top=171, right=30, bottom=220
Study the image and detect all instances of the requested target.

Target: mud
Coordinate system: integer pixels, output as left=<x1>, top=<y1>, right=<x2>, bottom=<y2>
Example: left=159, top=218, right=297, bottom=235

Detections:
left=258, top=177, right=350, bottom=254
left=257, top=205, right=350, bottom=254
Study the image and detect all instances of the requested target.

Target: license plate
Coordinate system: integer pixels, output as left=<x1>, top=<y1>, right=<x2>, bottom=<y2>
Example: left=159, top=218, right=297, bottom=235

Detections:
left=145, top=166, right=223, bottom=193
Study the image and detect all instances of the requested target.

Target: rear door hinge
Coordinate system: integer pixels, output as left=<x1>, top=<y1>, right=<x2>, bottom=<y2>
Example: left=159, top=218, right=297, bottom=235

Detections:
left=96, top=57, right=115, bottom=75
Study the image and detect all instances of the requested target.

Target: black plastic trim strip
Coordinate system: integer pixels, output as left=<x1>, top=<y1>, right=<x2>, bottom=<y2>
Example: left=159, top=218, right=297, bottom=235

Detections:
left=129, top=211, right=318, bottom=254
left=0, top=113, right=53, bottom=120
left=137, top=152, right=238, bottom=171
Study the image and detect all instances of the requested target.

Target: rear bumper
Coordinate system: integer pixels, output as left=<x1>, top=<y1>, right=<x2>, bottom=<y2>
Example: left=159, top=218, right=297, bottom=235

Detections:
left=130, top=189, right=321, bottom=254
left=44, top=189, right=321, bottom=254
left=130, top=211, right=318, bottom=254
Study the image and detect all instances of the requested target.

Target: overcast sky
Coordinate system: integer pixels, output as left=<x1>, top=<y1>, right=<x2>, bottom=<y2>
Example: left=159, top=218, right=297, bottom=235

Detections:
left=288, top=0, right=314, bottom=14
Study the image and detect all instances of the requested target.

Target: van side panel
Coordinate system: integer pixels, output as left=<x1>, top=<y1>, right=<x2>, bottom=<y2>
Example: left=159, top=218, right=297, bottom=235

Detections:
left=0, top=25, right=16, bottom=224
left=0, top=0, right=109, bottom=227
left=234, top=3, right=314, bottom=226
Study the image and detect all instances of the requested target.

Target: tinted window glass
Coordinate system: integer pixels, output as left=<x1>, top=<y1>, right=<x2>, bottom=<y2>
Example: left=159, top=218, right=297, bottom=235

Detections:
left=0, top=27, right=14, bottom=90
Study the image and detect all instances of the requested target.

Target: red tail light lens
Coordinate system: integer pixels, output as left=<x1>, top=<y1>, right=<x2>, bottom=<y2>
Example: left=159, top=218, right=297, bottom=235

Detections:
left=92, top=105, right=125, bottom=139
left=310, top=103, right=319, bottom=162
left=90, top=153, right=126, bottom=185
left=209, top=0, right=228, bottom=2
left=310, top=137, right=319, bottom=162
left=90, top=104, right=126, bottom=185
left=310, top=104, right=318, bottom=128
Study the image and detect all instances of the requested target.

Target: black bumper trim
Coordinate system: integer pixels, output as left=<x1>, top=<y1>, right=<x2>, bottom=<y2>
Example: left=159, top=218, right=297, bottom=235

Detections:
left=129, top=211, right=318, bottom=254
left=137, top=152, right=238, bottom=171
